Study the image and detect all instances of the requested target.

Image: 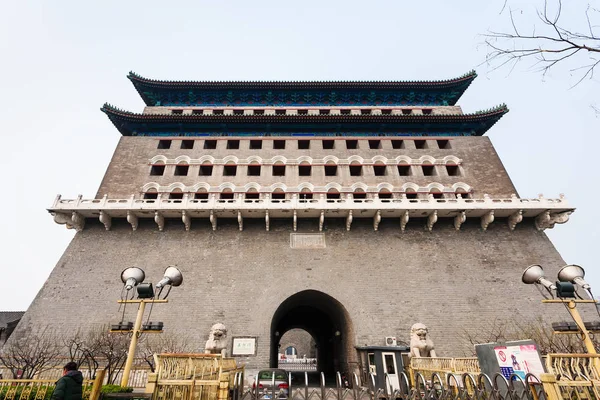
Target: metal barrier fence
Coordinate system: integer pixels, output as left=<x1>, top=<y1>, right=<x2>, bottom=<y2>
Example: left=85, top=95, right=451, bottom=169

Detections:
left=231, top=370, right=550, bottom=400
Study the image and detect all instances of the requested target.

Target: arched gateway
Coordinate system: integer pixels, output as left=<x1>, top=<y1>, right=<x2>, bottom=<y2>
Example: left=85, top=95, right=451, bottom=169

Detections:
left=270, top=290, right=356, bottom=376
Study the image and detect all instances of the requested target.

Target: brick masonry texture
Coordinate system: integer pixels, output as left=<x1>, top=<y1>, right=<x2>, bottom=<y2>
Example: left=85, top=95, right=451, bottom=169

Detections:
left=16, top=217, right=572, bottom=372
left=95, top=136, right=516, bottom=198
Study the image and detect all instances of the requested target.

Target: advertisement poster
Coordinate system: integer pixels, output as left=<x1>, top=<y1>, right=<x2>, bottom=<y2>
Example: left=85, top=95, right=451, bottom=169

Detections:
left=494, top=344, right=545, bottom=380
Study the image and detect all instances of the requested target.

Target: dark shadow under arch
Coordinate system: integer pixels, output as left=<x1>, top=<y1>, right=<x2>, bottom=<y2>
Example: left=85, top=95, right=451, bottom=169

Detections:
left=270, top=290, right=355, bottom=376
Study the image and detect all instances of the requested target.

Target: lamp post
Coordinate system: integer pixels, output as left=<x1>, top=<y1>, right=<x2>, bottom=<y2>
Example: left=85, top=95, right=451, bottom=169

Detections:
left=522, top=264, right=599, bottom=369
left=112, top=266, right=183, bottom=387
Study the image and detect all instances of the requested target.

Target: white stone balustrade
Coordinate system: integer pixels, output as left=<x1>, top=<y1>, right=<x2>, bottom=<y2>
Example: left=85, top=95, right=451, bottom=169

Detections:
left=49, top=193, right=574, bottom=232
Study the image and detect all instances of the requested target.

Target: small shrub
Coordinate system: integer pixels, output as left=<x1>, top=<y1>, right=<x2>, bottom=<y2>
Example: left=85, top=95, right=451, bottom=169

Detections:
left=100, top=385, right=134, bottom=394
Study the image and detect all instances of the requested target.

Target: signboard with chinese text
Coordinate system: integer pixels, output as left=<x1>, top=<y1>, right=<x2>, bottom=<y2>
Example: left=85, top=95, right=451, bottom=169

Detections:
left=232, top=337, right=257, bottom=356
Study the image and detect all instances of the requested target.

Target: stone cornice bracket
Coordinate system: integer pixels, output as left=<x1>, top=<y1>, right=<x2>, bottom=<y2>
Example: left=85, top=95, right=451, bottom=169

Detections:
left=319, top=210, right=325, bottom=232
left=454, top=210, right=466, bottom=231
left=155, top=211, right=165, bottom=232
left=346, top=210, right=353, bottom=231
left=481, top=210, right=495, bottom=231
left=400, top=210, right=409, bottom=232
left=53, top=212, right=84, bottom=231
left=210, top=210, right=217, bottom=231
left=127, top=211, right=138, bottom=231
left=99, top=211, right=112, bottom=231
left=426, top=210, right=438, bottom=232
left=265, top=210, right=270, bottom=232
left=373, top=210, right=381, bottom=231
left=535, top=210, right=572, bottom=231
left=238, top=210, right=243, bottom=231
left=293, top=210, right=297, bottom=232
left=508, top=210, right=523, bottom=231
left=182, top=210, right=191, bottom=231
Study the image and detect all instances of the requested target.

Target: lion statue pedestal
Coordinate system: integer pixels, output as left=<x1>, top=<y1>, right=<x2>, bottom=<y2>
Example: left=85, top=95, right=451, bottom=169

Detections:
left=409, top=323, right=437, bottom=358
left=204, top=323, right=228, bottom=357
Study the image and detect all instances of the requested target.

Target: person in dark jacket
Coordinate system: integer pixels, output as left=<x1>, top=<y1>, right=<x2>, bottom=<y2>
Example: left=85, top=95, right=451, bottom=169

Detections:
left=52, top=362, right=83, bottom=400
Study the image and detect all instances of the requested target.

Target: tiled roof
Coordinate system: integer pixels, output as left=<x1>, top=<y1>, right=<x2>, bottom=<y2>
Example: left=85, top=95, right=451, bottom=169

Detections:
left=0, top=312, right=24, bottom=329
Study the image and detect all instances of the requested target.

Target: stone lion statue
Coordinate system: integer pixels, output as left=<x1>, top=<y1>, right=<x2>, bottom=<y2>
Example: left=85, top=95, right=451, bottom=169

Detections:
left=409, top=323, right=437, bottom=358
left=204, top=323, right=228, bottom=356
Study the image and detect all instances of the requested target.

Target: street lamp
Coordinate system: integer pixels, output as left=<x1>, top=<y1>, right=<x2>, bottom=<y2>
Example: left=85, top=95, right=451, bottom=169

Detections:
left=112, top=266, right=183, bottom=387
left=521, top=264, right=598, bottom=356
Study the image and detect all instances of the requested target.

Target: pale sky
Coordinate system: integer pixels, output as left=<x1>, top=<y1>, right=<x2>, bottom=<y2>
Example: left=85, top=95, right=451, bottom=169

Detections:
left=0, top=0, right=598, bottom=310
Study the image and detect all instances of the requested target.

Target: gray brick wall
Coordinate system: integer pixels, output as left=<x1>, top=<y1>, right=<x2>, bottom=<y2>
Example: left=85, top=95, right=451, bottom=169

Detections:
left=16, top=217, right=571, bottom=376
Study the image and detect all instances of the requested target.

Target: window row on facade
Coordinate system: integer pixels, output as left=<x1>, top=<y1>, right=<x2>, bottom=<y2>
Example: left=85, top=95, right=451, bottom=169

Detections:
left=169, top=107, right=441, bottom=116
left=142, top=189, right=472, bottom=201
left=149, top=163, right=461, bottom=177
left=157, top=138, right=452, bottom=151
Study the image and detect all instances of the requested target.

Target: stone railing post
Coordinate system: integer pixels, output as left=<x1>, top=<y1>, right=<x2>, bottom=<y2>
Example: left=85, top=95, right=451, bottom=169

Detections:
left=145, top=372, right=158, bottom=395
left=88, top=368, right=106, bottom=400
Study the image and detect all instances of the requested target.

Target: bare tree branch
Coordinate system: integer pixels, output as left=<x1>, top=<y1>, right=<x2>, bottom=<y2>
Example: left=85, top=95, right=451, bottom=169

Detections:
left=0, top=327, right=61, bottom=379
left=483, top=0, right=600, bottom=86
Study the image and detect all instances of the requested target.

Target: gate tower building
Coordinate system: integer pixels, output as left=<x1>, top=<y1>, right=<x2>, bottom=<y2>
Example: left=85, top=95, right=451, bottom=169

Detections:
left=18, top=71, right=574, bottom=376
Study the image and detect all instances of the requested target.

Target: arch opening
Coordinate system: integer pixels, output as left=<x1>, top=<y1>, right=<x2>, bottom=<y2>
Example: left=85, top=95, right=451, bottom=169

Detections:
left=270, top=290, right=355, bottom=376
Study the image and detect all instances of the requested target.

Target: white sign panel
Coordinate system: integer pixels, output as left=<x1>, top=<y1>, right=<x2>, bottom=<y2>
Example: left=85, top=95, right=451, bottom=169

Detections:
left=494, top=344, right=545, bottom=380
left=232, top=337, right=256, bottom=356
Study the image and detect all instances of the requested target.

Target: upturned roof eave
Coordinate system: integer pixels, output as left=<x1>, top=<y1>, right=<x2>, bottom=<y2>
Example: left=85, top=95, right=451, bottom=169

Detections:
left=100, top=103, right=508, bottom=136
left=127, top=71, right=478, bottom=106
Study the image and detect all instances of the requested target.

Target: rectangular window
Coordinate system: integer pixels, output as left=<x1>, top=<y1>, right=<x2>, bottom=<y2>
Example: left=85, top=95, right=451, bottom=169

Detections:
left=422, top=165, right=435, bottom=176
left=150, top=165, right=165, bottom=176
left=415, top=140, right=427, bottom=149
left=349, top=165, right=362, bottom=176
left=422, top=109, right=433, bottom=115
left=227, top=140, right=240, bottom=149
left=437, top=140, right=451, bottom=149
left=233, top=109, right=244, bottom=115
left=373, top=165, right=387, bottom=176
left=379, top=192, right=392, bottom=199
left=199, top=165, right=213, bottom=176
left=340, top=109, right=351, bottom=115
left=360, top=109, right=371, bottom=115
left=204, top=140, right=217, bottom=149
left=298, top=140, right=310, bottom=149
left=247, top=165, right=261, bottom=176
left=223, top=165, right=237, bottom=176
left=319, top=109, right=330, bottom=115
left=254, top=109, right=265, bottom=115
left=169, top=193, right=184, bottom=199
left=213, top=109, right=224, bottom=115
left=157, top=140, right=171, bottom=149
left=446, top=165, right=460, bottom=176
left=174, top=165, right=189, bottom=176
left=272, top=165, right=286, bottom=176
left=144, top=193, right=158, bottom=199
left=346, top=140, right=358, bottom=149
left=220, top=193, right=234, bottom=200
left=300, top=192, right=313, bottom=200
left=272, top=192, right=286, bottom=200
left=250, top=140, right=262, bottom=149
left=401, top=109, right=412, bottom=115
left=322, top=140, right=334, bottom=150
left=381, top=109, right=392, bottom=115
left=353, top=192, right=366, bottom=199
left=368, top=140, right=381, bottom=149
left=326, top=192, right=341, bottom=199
left=192, top=109, right=203, bottom=115
left=299, top=165, right=312, bottom=176
left=406, top=192, right=418, bottom=199
left=275, top=109, right=286, bottom=115
left=297, top=109, right=308, bottom=115
left=397, top=165, right=411, bottom=176
left=391, top=140, right=404, bottom=149
left=273, top=140, right=286, bottom=149
left=194, top=193, right=209, bottom=200
left=432, top=192, right=443, bottom=199
left=171, top=109, right=183, bottom=115
left=245, top=192, right=260, bottom=199
left=181, top=140, right=194, bottom=149
left=324, top=165, right=338, bottom=176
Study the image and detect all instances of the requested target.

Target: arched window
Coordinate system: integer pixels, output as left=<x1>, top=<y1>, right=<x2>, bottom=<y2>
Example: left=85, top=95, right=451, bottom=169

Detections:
left=194, top=188, right=208, bottom=200
left=300, top=188, right=313, bottom=201
left=220, top=188, right=234, bottom=200
left=245, top=188, right=260, bottom=200
left=144, top=188, right=158, bottom=200
left=353, top=188, right=366, bottom=200
left=327, top=188, right=340, bottom=200
left=272, top=188, right=286, bottom=200
left=169, top=188, right=184, bottom=200
left=378, top=189, right=392, bottom=200
left=430, top=188, right=443, bottom=199
left=285, top=346, right=297, bottom=356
